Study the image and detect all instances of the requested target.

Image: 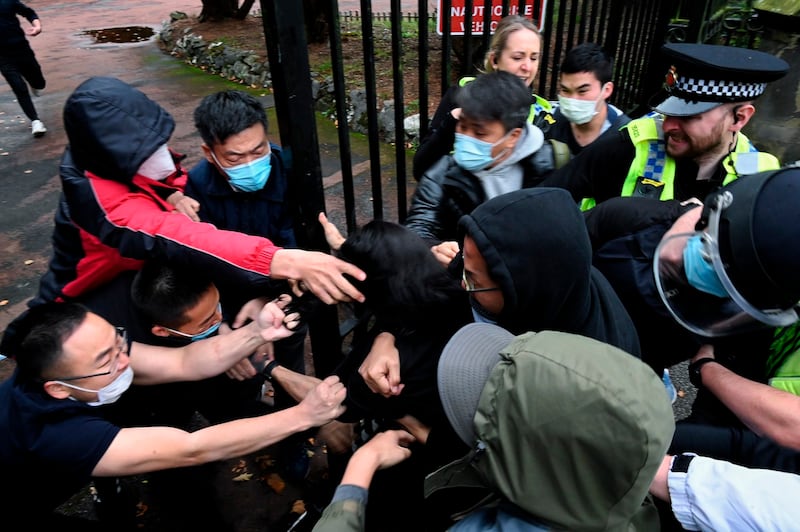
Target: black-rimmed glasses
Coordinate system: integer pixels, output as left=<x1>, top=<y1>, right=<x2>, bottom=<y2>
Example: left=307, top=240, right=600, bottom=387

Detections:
left=462, top=268, right=501, bottom=293
left=50, top=327, right=128, bottom=382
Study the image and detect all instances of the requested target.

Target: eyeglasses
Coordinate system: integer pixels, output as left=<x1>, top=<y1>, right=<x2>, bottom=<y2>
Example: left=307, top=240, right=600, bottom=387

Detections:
left=462, top=268, right=501, bottom=293
left=50, top=327, right=128, bottom=382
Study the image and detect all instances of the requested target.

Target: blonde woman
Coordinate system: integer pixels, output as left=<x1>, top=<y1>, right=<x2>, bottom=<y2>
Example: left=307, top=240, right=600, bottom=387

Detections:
left=412, top=15, right=554, bottom=180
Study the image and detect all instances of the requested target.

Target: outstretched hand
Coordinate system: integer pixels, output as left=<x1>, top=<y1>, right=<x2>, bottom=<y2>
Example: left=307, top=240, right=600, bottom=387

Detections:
left=340, top=429, right=415, bottom=489
left=359, top=332, right=403, bottom=397
left=269, top=249, right=365, bottom=305
left=255, top=295, right=301, bottom=343
left=297, top=375, right=347, bottom=427
left=318, top=212, right=347, bottom=251
left=358, top=429, right=415, bottom=469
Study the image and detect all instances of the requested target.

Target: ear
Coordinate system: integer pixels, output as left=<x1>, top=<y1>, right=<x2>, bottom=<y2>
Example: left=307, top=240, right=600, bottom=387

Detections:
left=601, top=81, right=614, bottom=100
left=150, top=325, right=172, bottom=338
left=43, top=380, right=73, bottom=400
left=730, top=103, right=755, bottom=132
left=505, top=127, right=523, bottom=148
left=488, top=51, right=498, bottom=67
left=201, top=144, right=215, bottom=165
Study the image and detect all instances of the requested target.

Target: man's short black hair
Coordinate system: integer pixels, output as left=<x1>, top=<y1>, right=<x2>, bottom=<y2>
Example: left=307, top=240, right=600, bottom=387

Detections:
left=131, top=261, right=215, bottom=329
left=193, top=90, right=269, bottom=147
left=560, top=43, right=614, bottom=85
left=10, top=302, right=89, bottom=383
left=456, top=71, right=532, bottom=132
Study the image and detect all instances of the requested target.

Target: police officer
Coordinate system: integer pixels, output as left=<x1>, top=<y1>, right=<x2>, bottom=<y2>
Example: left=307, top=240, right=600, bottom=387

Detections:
left=585, top=166, right=800, bottom=474
left=542, top=43, right=789, bottom=208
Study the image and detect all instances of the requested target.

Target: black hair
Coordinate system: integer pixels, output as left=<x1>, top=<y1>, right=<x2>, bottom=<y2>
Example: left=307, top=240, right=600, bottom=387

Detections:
left=337, top=221, right=464, bottom=335
left=193, top=90, right=269, bottom=147
left=560, top=42, right=614, bottom=85
left=10, top=302, right=89, bottom=383
left=456, top=71, right=532, bottom=132
left=130, top=261, right=215, bottom=328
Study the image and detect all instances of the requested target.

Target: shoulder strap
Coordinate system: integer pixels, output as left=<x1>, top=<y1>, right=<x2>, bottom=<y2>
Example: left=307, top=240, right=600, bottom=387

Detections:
left=548, top=139, right=571, bottom=170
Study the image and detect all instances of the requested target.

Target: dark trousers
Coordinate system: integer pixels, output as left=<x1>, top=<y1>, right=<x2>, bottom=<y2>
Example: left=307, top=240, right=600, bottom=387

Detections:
left=0, top=44, right=45, bottom=121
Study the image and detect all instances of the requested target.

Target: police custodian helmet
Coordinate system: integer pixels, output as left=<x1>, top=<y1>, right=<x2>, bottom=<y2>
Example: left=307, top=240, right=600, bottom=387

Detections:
left=655, top=167, right=800, bottom=336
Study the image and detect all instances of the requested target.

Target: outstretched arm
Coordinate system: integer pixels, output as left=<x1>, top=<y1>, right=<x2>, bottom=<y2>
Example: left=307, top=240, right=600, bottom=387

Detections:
left=94, top=375, right=347, bottom=476
left=650, top=454, right=800, bottom=531
left=692, top=345, right=800, bottom=450
left=130, top=297, right=298, bottom=385
left=313, top=430, right=415, bottom=532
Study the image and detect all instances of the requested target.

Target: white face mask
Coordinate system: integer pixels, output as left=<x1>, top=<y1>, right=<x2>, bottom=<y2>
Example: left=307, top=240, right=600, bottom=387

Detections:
left=57, top=367, right=134, bottom=406
left=137, top=144, right=176, bottom=181
left=557, top=84, right=607, bottom=125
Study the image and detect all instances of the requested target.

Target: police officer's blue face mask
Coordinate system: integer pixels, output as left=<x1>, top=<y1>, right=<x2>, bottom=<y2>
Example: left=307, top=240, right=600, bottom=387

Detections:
left=453, top=131, right=511, bottom=172
left=212, top=150, right=271, bottom=192
left=683, top=234, right=728, bottom=298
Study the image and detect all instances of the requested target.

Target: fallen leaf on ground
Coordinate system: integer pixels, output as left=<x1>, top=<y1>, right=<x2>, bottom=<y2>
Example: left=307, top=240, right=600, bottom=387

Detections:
left=232, top=472, right=253, bottom=482
left=24, top=259, right=34, bottom=265
left=24, top=170, right=32, bottom=174
left=0, top=300, right=8, bottom=306
left=266, top=472, right=286, bottom=494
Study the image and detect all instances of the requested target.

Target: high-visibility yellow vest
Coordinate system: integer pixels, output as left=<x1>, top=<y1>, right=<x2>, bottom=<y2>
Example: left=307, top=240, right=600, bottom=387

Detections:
left=458, top=76, right=554, bottom=127
left=768, top=322, right=800, bottom=396
left=579, top=116, right=780, bottom=211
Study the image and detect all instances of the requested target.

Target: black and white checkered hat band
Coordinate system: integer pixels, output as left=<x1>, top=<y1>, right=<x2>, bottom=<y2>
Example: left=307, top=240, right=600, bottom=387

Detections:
left=670, top=74, right=766, bottom=100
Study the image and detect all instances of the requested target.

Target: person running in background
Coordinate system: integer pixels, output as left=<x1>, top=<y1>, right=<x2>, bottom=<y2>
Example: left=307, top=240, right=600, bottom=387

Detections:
left=0, top=0, right=47, bottom=137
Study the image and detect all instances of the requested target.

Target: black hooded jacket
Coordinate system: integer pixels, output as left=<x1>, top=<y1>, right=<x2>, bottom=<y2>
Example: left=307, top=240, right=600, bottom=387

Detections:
left=29, top=77, right=282, bottom=306
left=458, top=188, right=641, bottom=357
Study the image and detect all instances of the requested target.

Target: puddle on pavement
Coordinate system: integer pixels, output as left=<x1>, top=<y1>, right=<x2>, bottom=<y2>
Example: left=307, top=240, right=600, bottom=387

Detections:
left=80, top=26, right=155, bottom=44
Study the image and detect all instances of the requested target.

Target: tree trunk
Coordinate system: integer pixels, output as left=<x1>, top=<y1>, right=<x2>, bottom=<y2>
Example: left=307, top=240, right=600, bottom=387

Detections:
left=199, top=0, right=238, bottom=22
left=303, top=0, right=331, bottom=43
left=234, top=0, right=256, bottom=20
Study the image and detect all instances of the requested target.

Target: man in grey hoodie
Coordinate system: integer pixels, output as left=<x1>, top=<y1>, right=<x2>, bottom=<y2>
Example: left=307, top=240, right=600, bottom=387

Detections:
left=404, top=70, right=550, bottom=267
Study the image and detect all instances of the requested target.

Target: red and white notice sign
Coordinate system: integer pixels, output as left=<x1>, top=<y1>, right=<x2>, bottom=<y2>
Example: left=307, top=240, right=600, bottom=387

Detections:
left=436, top=0, right=547, bottom=35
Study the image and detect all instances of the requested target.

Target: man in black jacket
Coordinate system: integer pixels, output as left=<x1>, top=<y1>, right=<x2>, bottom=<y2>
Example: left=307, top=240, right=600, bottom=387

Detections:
left=0, top=0, right=46, bottom=137
left=404, top=71, right=549, bottom=267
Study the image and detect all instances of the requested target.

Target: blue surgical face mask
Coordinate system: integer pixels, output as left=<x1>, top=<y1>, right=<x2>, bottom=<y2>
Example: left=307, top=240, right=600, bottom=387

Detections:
left=162, top=303, right=223, bottom=342
left=683, top=234, right=728, bottom=298
left=453, top=132, right=510, bottom=172
left=164, top=320, right=221, bottom=342
left=213, top=151, right=272, bottom=192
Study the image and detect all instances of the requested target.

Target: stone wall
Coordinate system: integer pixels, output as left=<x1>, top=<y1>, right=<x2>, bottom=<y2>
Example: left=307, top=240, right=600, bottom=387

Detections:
left=157, top=13, right=421, bottom=145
